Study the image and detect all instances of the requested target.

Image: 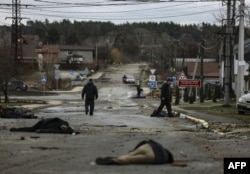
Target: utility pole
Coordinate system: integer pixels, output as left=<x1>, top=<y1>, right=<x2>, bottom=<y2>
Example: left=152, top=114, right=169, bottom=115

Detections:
left=11, top=0, right=22, bottom=64
left=200, top=39, right=205, bottom=103
left=5, top=0, right=30, bottom=71
left=223, top=0, right=233, bottom=107
left=236, top=0, right=245, bottom=101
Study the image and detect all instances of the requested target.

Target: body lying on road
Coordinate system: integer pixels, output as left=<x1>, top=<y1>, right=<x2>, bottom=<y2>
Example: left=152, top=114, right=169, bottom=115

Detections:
left=0, top=107, right=37, bottom=119
left=10, top=117, right=77, bottom=134
left=96, top=139, right=174, bottom=165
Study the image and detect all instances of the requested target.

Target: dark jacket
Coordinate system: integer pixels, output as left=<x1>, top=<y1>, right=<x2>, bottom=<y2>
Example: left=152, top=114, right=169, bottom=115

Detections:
left=10, top=118, right=75, bottom=134
left=133, top=139, right=174, bottom=164
left=161, top=82, right=171, bottom=101
left=0, top=107, right=37, bottom=119
left=82, top=81, right=98, bottom=100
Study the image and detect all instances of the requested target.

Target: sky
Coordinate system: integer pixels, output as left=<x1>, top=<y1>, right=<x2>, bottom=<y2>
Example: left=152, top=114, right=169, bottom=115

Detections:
left=0, top=0, right=249, bottom=26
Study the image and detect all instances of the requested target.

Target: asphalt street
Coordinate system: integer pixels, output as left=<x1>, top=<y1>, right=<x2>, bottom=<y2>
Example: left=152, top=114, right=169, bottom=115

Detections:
left=1, top=63, right=250, bottom=174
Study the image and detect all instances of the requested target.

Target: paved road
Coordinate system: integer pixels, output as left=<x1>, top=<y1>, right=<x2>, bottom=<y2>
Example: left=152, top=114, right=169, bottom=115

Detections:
left=1, top=63, right=249, bottom=174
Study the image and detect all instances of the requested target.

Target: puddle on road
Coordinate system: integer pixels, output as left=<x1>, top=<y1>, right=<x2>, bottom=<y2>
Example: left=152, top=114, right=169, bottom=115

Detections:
left=42, top=106, right=65, bottom=113
left=121, top=104, right=138, bottom=107
left=41, top=105, right=83, bottom=113
left=68, top=101, right=82, bottom=104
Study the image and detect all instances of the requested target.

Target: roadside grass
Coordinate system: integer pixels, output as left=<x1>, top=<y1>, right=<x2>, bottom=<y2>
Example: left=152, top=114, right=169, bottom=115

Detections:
left=178, top=101, right=250, bottom=124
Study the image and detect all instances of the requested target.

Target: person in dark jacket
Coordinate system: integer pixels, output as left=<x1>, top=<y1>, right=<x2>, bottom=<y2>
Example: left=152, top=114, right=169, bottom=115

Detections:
left=82, top=79, right=98, bottom=116
left=95, top=139, right=174, bottom=165
left=136, top=84, right=141, bottom=97
left=10, top=117, right=76, bottom=134
left=151, top=78, right=173, bottom=117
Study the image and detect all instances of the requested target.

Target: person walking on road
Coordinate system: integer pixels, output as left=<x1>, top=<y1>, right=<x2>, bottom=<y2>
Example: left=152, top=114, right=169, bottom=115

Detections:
left=151, top=78, right=173, bottom=117
left=82, top=79, right=98, bottom=116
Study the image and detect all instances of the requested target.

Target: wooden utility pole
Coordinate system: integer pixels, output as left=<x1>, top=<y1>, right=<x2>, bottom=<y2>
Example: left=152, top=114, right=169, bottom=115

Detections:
left=223, top=0, right=232, bottom=107
left=236, top=0, right=245, bottom=101
left=200, top=39, right=205, bottom=103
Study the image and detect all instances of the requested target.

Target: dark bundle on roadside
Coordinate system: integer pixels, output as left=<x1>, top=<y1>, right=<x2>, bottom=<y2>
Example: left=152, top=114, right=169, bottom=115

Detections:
left=0, top=106, right=37, bottom=119
left=10, top=117, right=78, bottom=134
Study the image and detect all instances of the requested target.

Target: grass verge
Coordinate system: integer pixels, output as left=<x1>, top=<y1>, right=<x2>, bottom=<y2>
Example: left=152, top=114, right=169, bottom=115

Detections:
left=178, top=101, right=250, bottom=124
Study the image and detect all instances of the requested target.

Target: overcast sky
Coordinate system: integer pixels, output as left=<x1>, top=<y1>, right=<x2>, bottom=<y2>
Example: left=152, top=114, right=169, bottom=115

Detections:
left=0, top=0, right=249, bottom=26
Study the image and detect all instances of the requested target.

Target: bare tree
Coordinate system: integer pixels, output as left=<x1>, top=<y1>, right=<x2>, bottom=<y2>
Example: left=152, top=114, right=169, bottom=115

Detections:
left=134, top=28, right=147, bottom=57
left=245, top=4, right=250, bottom=26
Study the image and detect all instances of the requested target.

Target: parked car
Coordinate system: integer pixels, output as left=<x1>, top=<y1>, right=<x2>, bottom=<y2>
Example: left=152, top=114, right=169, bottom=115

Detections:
left=123, top=75, right=135, bottom=84
left=237, top=92, right=250, bottom=114
left=75, top=73, right=87, bottom=81
left=7, top=80, right=28, bottom=91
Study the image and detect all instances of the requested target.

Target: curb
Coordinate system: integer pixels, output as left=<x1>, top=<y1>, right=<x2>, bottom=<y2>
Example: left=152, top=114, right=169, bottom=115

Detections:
left=180, top=113, right=209, bottom=129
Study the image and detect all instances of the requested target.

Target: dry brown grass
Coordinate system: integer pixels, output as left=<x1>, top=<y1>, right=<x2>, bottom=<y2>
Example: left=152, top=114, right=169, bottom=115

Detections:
left=178, top=100, right=250, bottom=123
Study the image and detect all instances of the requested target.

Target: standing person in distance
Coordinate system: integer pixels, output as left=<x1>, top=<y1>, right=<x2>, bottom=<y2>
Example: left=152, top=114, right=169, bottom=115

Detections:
left=136, top=83, right=143, bottom=98
left=151, top=78, right=173, bottom=117
left=82, top=79, right=98, bottom=116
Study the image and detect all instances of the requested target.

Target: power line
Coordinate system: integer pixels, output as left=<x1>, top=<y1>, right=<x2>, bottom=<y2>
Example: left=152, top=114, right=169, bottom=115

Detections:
left=20, top=1, right=225, bottom=19
left=0, top=0, right=240, bottom=25
left=19, top=7, right=223, bottom=21
left=28, top=2, right=195, bottom=12
left=27, top=2, right=223, bottom=15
